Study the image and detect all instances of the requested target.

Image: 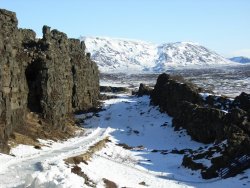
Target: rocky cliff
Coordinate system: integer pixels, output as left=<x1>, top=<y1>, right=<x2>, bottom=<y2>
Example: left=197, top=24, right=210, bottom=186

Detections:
left=0, top=9, right=99, bottom=153
left=151, top=73, right=250, bottom=178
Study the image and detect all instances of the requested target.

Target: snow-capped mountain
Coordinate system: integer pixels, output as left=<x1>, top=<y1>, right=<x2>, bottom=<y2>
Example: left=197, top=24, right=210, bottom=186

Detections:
left=82, top=36, right=236, bottom=73
left=154, top=42, right=233, bottom=72
left=229, top=56, right=250, bottom=64
left=83, top=36, right=158, bottom=73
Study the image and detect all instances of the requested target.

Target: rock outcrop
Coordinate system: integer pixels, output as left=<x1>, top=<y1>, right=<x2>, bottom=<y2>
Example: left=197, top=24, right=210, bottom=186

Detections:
left=137, top=83, right=152, bottom=97
left=0, top=9, right=28, bottom=153
left=151, top=73, right=250, bottom=178
left=0, top=9, right=99, bottom=153
left=232, top=92, right=250, bottom=113
left=173, top=101, right=226, bottom=143
left=151, top=73, right=203, bottom=117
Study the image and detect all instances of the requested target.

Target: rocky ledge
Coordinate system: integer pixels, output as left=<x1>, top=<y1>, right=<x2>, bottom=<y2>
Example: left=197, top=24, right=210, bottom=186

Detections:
left=151, top=73, right=250, bottom=179
left=0, top=9, right=99, bottom=153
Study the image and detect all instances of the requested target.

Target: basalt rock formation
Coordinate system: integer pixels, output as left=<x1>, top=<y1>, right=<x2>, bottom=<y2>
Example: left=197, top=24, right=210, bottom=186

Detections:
left=137, top=83, right=153, bottom=97
left=0, top=9, right=99, bottom=153
left=150, top=73, right=203, bottom=117
left=151, top=73, right=250, bottom=178
left=232, top=92, right=250, bottom=113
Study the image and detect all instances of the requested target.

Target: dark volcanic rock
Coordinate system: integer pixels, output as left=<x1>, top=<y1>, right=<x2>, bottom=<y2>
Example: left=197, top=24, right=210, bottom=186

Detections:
left=173, top=101, right=226, bottom=143
left=0, top=9, right=28, bottom=153
left=0, top=9, right=99, bottom=153
left=150, top=73, right=226, bottom=144
left=205, top=95, right=232, bottom=111
left=137, top=83, right=152, bottom=97
left=151, top=73, right=203, bottom=117
left=182, top=155, right=206, bottom=171
left=201, top=167, right=219, bottom=179
left=69, top=38, right=99, bottom=112
left=223, top=109, right=250, bottom=156
left=151, top=73, right=250, bottom=145
left=151, top=73, right=250, bottom=178
left=232, top=92, right=250, bottom=113
left=27, top=26, right=99, bottom=128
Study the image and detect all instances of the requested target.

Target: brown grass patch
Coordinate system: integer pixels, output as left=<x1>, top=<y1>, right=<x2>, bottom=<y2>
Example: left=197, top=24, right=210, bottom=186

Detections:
left=9, top=112, right=82, bottom=149
left=139, top=181, right=148, bottom=186
left=71, top=165, right=96, bottom=187
left=116, top=143, right=145, bottom=151
left=65, top=137, right=110, bottom=165
left=65, top=137, right=111, bottom=187
left=103, top=178, right=118, bottom=188
left=116, top=143, right=133, bottom=150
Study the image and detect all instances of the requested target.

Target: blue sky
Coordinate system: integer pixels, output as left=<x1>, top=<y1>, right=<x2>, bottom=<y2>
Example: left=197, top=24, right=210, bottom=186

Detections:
left=1, top=0, right=249, bottom=57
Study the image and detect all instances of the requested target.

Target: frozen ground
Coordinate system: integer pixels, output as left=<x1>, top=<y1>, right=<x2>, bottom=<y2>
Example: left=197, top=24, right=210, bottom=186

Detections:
left=1, top=94, right=249, bottom=188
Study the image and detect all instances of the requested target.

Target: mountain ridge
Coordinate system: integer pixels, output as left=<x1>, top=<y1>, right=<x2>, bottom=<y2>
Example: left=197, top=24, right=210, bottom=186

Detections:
left=229, top=56, right=250, bottom=64
left=82, top=36, right=236, bottom=73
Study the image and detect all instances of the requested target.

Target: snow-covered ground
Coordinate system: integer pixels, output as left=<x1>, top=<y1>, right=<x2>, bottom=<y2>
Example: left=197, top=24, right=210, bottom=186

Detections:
left=0, top=127, right=111, bottom=187
left=0, top=94, right=249, bottom=188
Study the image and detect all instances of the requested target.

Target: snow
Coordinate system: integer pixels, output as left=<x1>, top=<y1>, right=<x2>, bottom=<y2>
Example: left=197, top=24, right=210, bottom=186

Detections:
left=80, top=95, right=250, bottom=188
left=11, top=144, right=42, bottom=157
left=24, top=160, right=85, bottom=188
left=83, top=36, right=237, bottom=73
left=199, top=92, right=212, bottom=100
left=0, top=94, right=249, bottom=188
left=0, top=127, right=110, bottom=187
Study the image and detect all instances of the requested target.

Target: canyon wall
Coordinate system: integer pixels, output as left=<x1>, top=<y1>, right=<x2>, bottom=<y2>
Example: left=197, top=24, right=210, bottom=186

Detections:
left=0, top=9, right=99, bottom=153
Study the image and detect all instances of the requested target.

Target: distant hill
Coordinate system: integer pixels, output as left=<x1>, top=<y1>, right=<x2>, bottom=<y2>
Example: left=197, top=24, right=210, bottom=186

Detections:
left=229, top=56, right=250, bottom=64
left=82, top=36, right=236, bottom=73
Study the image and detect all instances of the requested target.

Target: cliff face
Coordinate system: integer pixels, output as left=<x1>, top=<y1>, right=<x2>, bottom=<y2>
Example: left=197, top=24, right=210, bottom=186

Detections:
left=0, top=9, right=99, bottom=153
left=0, top=9, right=28, bottom=153
left=68, top=38, right=99, bottom=112
left=151, top=73, right=250, bottom=178
left=151, top=73, right=250, bottom=148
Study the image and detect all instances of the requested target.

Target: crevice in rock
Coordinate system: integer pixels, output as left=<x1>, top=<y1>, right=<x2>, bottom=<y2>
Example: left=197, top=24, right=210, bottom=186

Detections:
left=25, top=60, right=43, bottom=113
left=71, top=65, right=77, bottom=109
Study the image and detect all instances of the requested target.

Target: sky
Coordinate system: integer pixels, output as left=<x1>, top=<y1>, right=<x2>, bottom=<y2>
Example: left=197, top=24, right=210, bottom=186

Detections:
left=1, top=0, right=249, bottom=57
